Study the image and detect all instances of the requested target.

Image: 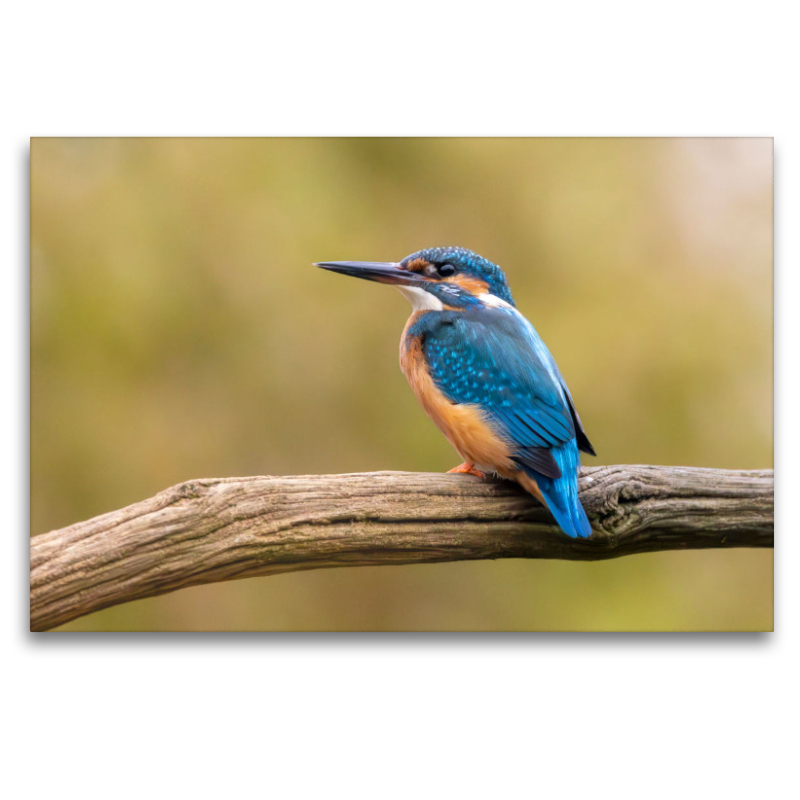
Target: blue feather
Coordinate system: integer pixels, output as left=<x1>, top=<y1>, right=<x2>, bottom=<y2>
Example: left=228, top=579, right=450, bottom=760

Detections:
left=527, top=442, right=592, bottom=538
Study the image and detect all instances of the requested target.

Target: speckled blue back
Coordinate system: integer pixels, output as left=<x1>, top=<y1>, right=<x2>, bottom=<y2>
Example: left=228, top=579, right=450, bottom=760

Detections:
left=419, top=308, right=574, bottom=450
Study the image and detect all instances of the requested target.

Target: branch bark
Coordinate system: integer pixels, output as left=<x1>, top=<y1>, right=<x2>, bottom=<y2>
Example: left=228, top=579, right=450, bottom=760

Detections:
left=30, top=465, right=773, bottom=631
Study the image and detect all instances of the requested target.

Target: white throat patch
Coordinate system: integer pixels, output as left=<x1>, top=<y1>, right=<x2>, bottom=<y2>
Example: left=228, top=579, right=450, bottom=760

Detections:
left=396, top=285, right=444, bottom=312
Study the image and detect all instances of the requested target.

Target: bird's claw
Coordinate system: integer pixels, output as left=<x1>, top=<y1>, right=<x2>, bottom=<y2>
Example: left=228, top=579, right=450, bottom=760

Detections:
left=447, top=462, right=486, bottom=478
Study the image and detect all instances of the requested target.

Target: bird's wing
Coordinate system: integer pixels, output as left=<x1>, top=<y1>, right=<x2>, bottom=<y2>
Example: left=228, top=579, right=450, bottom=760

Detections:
left=423, top=307, right=582, bottom=479
left=558, top=378, right=596, bottom=456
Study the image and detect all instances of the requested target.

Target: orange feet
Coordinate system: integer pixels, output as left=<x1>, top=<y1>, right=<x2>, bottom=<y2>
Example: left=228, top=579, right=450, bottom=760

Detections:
left=447, top=462, right=486, bottom=478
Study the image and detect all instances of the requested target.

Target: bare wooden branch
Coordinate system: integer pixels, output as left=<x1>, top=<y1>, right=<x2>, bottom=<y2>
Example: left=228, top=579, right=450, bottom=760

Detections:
left=30, top=465, right=773, bottom=631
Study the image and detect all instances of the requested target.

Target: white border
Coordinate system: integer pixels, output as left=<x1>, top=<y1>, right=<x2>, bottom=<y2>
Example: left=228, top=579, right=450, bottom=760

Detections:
left=5, top=3, right=794, bottom=799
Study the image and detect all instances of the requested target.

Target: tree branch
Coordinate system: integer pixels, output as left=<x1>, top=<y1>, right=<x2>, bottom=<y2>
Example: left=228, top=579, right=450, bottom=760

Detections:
left=30, top=465, right=773, bottom=631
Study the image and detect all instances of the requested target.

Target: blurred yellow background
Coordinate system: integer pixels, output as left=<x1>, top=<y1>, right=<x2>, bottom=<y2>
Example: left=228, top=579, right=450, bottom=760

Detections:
left=30, top=138, right=773, bottom=631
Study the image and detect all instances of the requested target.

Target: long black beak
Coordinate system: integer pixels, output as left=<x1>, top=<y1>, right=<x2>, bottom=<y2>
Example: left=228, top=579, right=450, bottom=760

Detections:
left=314, top=261, right=429, bottom=287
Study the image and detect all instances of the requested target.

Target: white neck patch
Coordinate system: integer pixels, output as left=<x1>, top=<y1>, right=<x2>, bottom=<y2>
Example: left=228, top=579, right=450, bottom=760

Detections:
left=477, top=292, right=514, bottom=310
left=396, top=286, right=444, bottom=312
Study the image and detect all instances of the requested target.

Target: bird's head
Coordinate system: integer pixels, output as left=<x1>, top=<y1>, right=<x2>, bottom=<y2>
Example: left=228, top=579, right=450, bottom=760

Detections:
left=315, top=246, right=515, bottom=311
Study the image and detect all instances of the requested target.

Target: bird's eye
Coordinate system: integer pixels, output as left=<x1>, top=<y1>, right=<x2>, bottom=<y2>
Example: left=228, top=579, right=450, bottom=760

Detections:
left=437, top=263, right=456, bottom=277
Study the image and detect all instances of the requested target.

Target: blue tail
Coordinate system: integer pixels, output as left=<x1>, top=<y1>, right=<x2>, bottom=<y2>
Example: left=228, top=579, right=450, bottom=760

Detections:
left=525, top=441, right=591, bottom=538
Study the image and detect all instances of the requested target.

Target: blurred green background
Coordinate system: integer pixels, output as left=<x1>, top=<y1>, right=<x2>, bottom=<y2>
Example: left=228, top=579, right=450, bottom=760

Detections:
left=30, top=138, right=773, bottom=631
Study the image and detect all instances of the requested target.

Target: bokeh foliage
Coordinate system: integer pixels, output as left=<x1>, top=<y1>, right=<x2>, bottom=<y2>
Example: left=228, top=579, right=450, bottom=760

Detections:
left=31, top=138, right=773, bottom=631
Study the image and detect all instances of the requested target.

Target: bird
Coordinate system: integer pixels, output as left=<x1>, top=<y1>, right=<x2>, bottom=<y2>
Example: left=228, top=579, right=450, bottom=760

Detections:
left=315, top=246, right=596, bottom=538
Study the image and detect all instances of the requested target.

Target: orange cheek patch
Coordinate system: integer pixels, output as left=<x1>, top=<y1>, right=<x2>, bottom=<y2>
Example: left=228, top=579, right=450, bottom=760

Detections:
left=404, top=258, right=431, bottom=273
left=447, top=275, right=489, bottom=295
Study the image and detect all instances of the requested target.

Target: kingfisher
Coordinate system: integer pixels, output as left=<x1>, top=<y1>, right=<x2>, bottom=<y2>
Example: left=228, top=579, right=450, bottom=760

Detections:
left=315, top=247, right=596, bottom=538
